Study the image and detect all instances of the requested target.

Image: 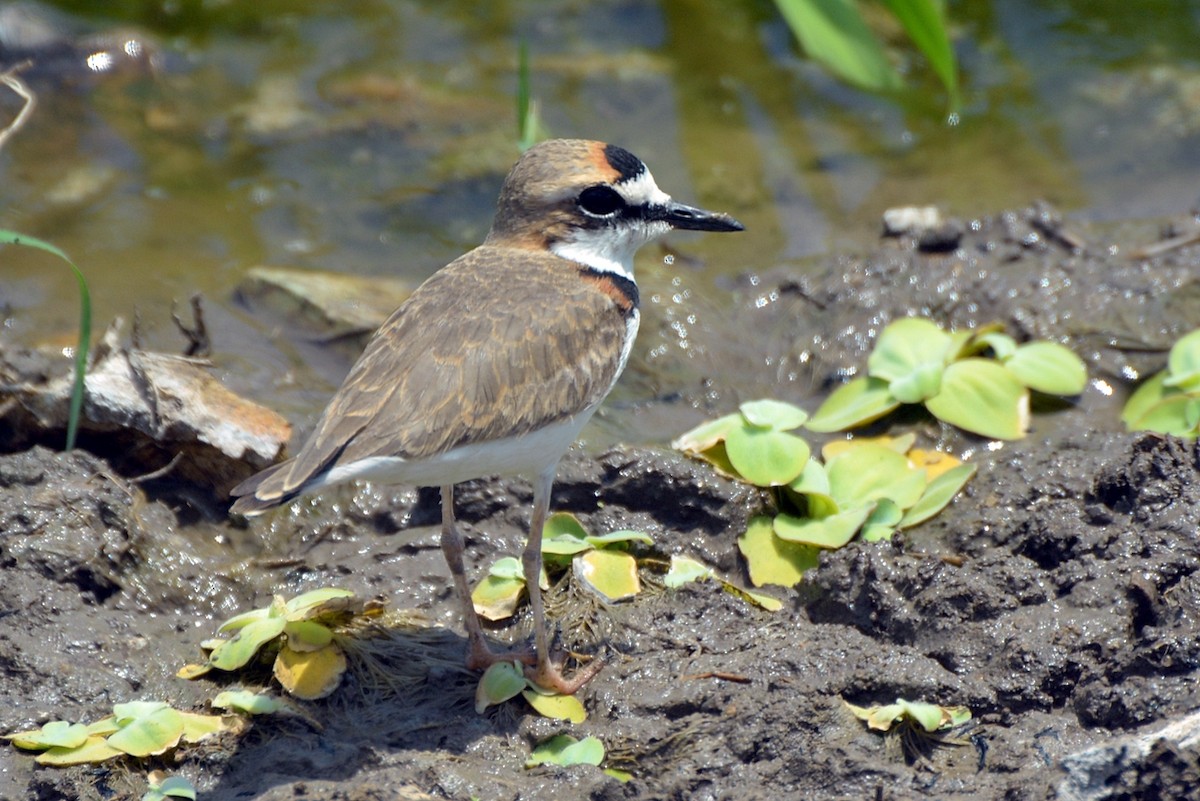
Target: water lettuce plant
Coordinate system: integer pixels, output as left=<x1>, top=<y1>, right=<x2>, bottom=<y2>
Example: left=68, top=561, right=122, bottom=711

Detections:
left=675, top=401, right=975, bottom=588
left=663, top=554, right=782, bottom=612
left=142, top=773, right=197, bottom=801
left=475, top=660, right=587, bottom=723
left=1122, top=327, right=1200, bottom=437
left=844, top=697, right=971, bottom=733
left=806, top=318, right=1087, bottom=440
left=180, top=588, right=381, bottom=700
left=4, top=702, right=239, bottom=766
left=472, top=513, right=653, bottom=620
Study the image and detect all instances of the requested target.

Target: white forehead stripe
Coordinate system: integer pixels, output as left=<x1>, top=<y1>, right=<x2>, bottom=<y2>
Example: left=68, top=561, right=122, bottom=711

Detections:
left=616, top=169, right=672, bottom=208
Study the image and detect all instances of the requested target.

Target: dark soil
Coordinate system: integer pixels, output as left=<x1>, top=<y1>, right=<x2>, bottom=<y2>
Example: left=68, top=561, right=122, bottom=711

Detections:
left=3, top=208, right=1200, bottom=801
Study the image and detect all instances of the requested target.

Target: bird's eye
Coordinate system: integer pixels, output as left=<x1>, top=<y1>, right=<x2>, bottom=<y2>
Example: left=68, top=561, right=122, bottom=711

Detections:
left=578, top=185, right=625, bottom=217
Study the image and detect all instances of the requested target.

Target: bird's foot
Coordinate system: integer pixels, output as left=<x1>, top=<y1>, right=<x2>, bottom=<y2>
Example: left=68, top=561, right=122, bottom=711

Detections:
left=464, top=637, right=536, bottom=671
left=524, top=649, right=605, bottom=695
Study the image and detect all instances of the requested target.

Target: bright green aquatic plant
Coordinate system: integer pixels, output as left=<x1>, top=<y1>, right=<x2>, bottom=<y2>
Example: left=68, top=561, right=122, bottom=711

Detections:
left=1122, top=328, right=1200, bottom=437
left=142, top=773, right=197, bottom=801
left=844, top=697, right=971, bottom=733
left=472, top=512, right=653, bottom=620
left=806, top=318, right=1087, bottom=440
left=180, top=588, right=381, bottom=700
left=4, top=702, right=238, bottom=766
left=676, top=401, right=976, bottom=588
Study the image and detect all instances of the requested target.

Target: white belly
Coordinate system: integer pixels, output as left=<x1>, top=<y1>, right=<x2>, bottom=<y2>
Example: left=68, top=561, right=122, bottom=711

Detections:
left=313, top=406, right=599, bottom=490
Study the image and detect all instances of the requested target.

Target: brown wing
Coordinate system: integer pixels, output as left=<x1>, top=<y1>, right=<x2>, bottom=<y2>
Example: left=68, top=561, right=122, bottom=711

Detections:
left=238, top=246, right=630, bottom=504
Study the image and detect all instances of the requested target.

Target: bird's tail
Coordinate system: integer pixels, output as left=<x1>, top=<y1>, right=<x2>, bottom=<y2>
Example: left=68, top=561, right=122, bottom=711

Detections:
left=229, top=460, right=297, bottom=516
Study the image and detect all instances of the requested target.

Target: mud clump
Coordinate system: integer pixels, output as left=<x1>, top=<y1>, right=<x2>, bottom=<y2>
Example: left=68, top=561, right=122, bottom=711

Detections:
left=4, top=210, right=1200, bottom=800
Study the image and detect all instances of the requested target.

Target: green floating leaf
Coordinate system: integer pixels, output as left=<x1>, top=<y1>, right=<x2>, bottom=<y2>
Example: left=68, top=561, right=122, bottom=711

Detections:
left=472, top=556, right=528, bottom=621
left=774, top=0, right=903, bottom=93
left=868, top=318, right=953, bottom=383
left=738, top=516, right=819, bottom=588
left=525, top=734, right=605, bottom=768
left=925, top=359, right=1029, bottom=439
left=846, top=698, right=972, bottom=733
left=216, top=605, right=276, bottom=634
left=1005, top=341, right=1087, bottom=395
left=284, top=587, right=356, bottom=620
left=861, top=499, right=904, bottom=542
left=1122, top=371, right=1171, bottom=429
left=1125, top=393, right=1200, bottom=437
left=208, top=617, right=287, bottom=670
left=724, top=425, right=811, bottom=486
left=522, top=690, right=587, bottom=723
left=806, top=376, right=900, bottom=433
left=671, top=412, right=741, bottom=453
left=274, top=643, right=346, bottom=699
left=774, top=504, right=874, bottom=549
left=663, top=555, right=714, bottom=588
left=975, top=331, right=1018, bottom=361
left=5, top=720, right=91, bottom=751
left=888, top=360, right=944, bottom=404
left=285, top=620, right=334, bottom=651
left=542, top=512, right=592, bottom=557
left=739, top=398, right=809, bottom=431
left=212, top=690, right=291, bottom=716
left=476, top=661, right=528, bottom=714
left=900, top=463, right=977, bottom=528
left=573, top=549, right=640, bottom=602
left=106, top=706, right=185, bottom=757
left=585, top=530, right=654, bottom=548
left=722, top=582, right=784, bottom=612
left=36, top=736, right=122, bottom=766
left=825, top=444, right=926, bottom=510
left=1165, top=328, right=1200, bottom=392
left=146, top=775, right=198, bottom=801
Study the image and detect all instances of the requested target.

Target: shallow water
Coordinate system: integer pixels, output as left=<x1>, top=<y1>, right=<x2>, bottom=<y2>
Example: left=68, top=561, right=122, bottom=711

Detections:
left=1, top=0, right=1197, bottom=432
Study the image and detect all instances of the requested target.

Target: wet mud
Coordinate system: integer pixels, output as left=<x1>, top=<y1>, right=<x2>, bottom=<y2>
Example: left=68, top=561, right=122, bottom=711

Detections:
left=3, top=209, right=1200, bottom=800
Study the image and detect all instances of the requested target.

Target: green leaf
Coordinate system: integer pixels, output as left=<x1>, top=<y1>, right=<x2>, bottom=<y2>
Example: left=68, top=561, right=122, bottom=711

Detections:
left=825, top=443, right=927, bottom=509
left=773, top=504, right=874, bottom=549
left=1005, top=341, right=1087, bottom=395
left=212, top=690, right=292, bottom=716
left=925, top=359, right=1029, bottom=439
left=722, top=583, right=784, bottom=612
left=1165, top=328, right=1200, bottom=392
left=585, top=530, right=654, bottom=548
left=0, top=230, right=90, bottom=451
left=525, top=734, right=605, bottom=768
left=861, top=499, right=904, bottom=542
left=106, top=706, right=185, bottom=757
left=868, top=318, right=953, bottom=383
left=737, top=516, right=819, bottom=588
left=522, top=690, right=587, bottom=723
left=284, top=587, right=356, bottom=620
left=806, top=377, right=900, bottom=432
left=5, top=720, right=91, bottom=750
left=976, top=331, right=1018, bottom=361
left=723, top=426, right=810, bottom=486
left=671, top=412, right=742, bottom=453
left=879, top=0, right=959, bottom=108
left=774, top=0, right=903, bottom=92
left=472, top=557, right=528, bottom=621
left=573, top=549, right=640, bottom=602
left=888, top=360, right=944, bottom=404
left=1122, top=371, right=1172, bottom=429
left=541, top=512, right=592, bottom=558
left=1126, top=393, right=1200, bottom=437
left=273, top=643, right=347, bottom=699
left=35, top=736, right=122, bottom=766
left=217, top=605, right=276, bottom=634
left=151, top=776, right=198, bottom=801
left=663, top=555, right=714, bottom=588
left=899, top=463, right=977, bottom=528
left=284, top=620, right=334, bottom=651
left=208, top=617, right=287, bottom=670
left=738, top=399, right=809, bottom=431
left=475, top=661, right=528, bottom=714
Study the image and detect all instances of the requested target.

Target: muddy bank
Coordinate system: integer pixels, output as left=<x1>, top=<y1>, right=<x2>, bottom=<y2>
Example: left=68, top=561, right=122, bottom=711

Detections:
left=3, top=208, right=1200, bottom=800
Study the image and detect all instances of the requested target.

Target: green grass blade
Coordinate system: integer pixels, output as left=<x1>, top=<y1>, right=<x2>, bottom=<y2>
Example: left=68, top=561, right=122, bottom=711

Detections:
left=0, top=230, right=90, bottom=451
left=879, top=0, right=960, bottom=110
left=774, top=0, right=902, bottom=92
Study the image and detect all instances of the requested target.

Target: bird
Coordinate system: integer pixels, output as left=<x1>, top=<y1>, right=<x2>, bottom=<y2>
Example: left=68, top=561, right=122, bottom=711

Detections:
left=230, top=138, right=744, bottom=693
